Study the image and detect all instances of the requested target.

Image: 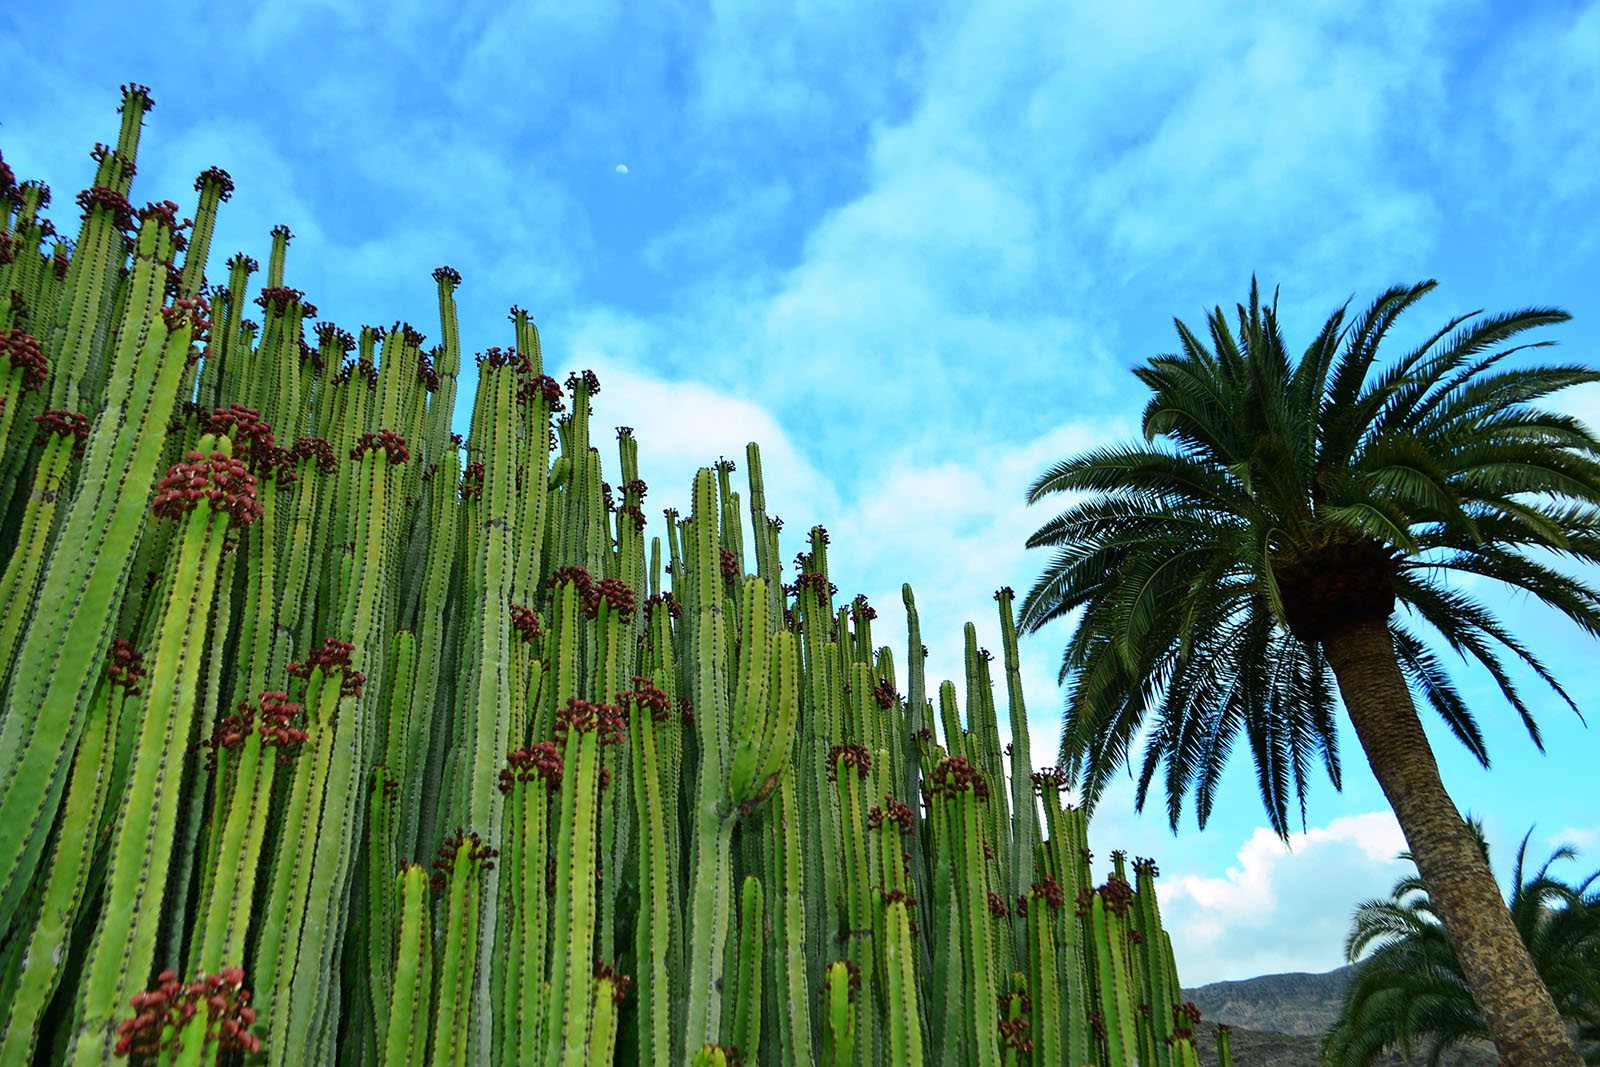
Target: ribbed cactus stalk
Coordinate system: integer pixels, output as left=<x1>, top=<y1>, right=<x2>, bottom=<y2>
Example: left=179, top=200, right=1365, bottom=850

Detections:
left=68, top=435, right=260, bottom=1066
left=0, top=207, right=201, bottom=936
left=384, top=865, right=434, bottom=1067
left=430, top=830, right=497, bottom=1067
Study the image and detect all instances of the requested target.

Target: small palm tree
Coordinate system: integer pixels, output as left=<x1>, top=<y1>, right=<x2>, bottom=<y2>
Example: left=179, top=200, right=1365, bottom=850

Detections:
left=1020, top=278, right=1600, bottom=1065
left=1321, top=818, right=1600, bottom=1066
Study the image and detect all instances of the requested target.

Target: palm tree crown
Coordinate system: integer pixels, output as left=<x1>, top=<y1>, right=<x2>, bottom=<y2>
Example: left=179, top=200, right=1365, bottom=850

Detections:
left=1021, top=278, right=1600, bottom=837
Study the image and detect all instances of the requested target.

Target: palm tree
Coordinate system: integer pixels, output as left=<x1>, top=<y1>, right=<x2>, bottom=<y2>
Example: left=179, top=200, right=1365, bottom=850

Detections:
left=1019, top=278, right=1600, bottom=1066
left=1321, top=818, right=1600, bottom=1066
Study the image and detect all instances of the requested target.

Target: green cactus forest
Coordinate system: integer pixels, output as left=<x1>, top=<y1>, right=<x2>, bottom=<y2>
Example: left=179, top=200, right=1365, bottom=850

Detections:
left=0, top=85, right=1234, bottom=1067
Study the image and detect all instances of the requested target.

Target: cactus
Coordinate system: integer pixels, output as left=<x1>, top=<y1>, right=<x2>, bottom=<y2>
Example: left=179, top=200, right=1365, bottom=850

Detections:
left=0, top=94, right=1200, bottom=1067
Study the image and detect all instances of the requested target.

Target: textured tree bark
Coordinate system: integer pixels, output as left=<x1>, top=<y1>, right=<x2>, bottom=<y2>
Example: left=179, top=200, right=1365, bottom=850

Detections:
left=1322, top=619, right=1582, bottom=1067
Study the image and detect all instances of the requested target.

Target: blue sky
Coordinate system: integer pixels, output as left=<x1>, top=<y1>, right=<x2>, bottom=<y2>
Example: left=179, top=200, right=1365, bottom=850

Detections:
left=5, top=0, right=1599, bottom=987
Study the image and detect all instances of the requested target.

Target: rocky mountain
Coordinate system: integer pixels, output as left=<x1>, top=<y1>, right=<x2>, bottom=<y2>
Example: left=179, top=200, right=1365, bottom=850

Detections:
left=1178, top=965, right=1505, bottom=1066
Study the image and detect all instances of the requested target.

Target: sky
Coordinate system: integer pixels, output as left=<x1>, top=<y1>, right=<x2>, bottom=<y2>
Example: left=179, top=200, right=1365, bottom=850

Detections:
left=4, top=0, right=1600, bottom=988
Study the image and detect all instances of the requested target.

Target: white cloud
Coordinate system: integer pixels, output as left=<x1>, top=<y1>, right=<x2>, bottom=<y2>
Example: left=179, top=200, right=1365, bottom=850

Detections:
left=1159, top=812, right=1412, bottom=986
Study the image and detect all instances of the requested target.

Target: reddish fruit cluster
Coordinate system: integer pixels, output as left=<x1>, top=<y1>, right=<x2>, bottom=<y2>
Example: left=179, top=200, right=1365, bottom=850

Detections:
left=258, top=692, right=308, bottom=764
left=678, top=697, right=695, bottom=725
left=226, top=253, right=259, bottom=274
left=592, top=960, right=635, bottom=1004
left=291, top=436, right=338, bottom=475
left=200, top=701, right=255, bottom=772
left=351, top=430, right=410, bottom=465
left=826, top=744, right=872, bottom=782
left=816, top=960, right=862, bottom=1003
left=203, top=403, right=275, bottom=462
left=624, top=676, right=671, bottom=723
left=415, top=351, right=438, bottom=392
left=151, top=451, right=262, bottom=528
left=287, top=638, right=364, bottom=697
left=431, top=830, right=498, bottom=889
left=620, top=478, right=647, bottom=501
left=994, top=586, right=1015, bottom=601
left=32, top=409, right=90, bottom=450
left=76, top=184, right=135, bottom=230
left=160, top=294, right=212, bottom=345
left=2, top=328, right=49, bottom=393
left=987, top=891, right=1010, bottom=918
left=1098, top=875, right=1136, bottom=917
left=314, top=322, right=355, bottom=353
left=1132, top=856, right=1161, bottom=878
left=518, top=373, right=564, bottom=410
left=851, top=593, right=876, bottom=621
left=564, top=369, right=601, bottom=395
left=1173, top=1001, right=1202, bottom=1026
left=713, top=457, right=736, bottom=474
left=998, top=1016, right=1033, bottom=1054
left=477, top=345, right=527, bottom=371
left=924, top=757, right=990, bottom=802
left=106, top=639, right=145, bottom=693
left=139, top=199, right=182, bottom=230
left=600, top=481, right=615, bottom=512
left=0, top=233, right=13, bottom=268
left=498, top=742, right=563, bottom=794
left=718, top=547, right=738, bottom=580
left=114, top=968, right=259, bottom=1059
left=788, top=572, right=836, bottom=599
left=866, top=796, right=915, bottom=835
left=1030, top=874, right=1066, bottom=911
left=616, top=504, right=646, bottom=532
left=1029, top=766, right=1067, bottom=794
left=195, top=166, right=234, bottom=200
left=398, top=323, right=426, bottom=348
left=431, top=265, right=461, bottom=285
left=460, top=461, right=486, bottom=500
left=554, top=698, right=627, bottom=746
left=644, top=593, right=683, bottom=622
left=510, top=604, right=544, bottom=643
left=871, top=679, right=898, bottom=710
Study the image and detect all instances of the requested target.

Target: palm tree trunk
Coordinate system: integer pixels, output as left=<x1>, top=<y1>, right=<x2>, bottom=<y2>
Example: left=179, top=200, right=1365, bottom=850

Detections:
left=1322, top=618, right=1582, bottom=1067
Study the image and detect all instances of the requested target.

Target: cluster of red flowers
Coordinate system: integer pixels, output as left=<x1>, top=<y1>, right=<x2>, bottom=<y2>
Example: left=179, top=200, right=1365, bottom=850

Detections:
left=2, top=328, right=48, bottom=394
left=199, top=701, right=256, bottom=772
left=826, top=744, right=872, bottom=782
left=510, top=604, right=544, bottom=644
left=477, top=345, right=527, bottom=372
left=195, top=166, right=234, bottom=201
left=140, top=199, right=182, bottom=231
left=1029, top=874, right=1066, bottom=912
left=75, top=184, right=135, bottom=230
left=459, top=461, right=486, bottom=500
left=871, top=679, right=898, bottom=711
left=816, top=960, right=862, bottom=1004
left=431, top=265, right=461, bottom=286
left=923, top=756, right=990, bottom=802
left=518, top=373, right=564, bottom=410
left=106, top=639, right=145, bottom=694
left=291, top=436, right=338, bottom=475
left=787, top=572, right=836, bottom=599
left=851, top=594, right=876, bottom=621
left=987, top=891, right=1011, bottom=918
left=287, top=638, right=364, bottom=698
left=592, top=960, right=635, bottom=1004
left=498, top=742, right=563, bottom=794
left=351, top=430, right=410, bottom=466
left=1029, top=766, right=1068, bottom=794
left=554, top=697, right=627, bottom=747
left=866, top=796, right=916, bottom=835
left=431, top=830, right=498, bottom=890
left=624, top=676, right=671, bottom=723
left=644, top=593, right=683, bottom=622
left=151, top=451, right=262, bottom=528
left=32, top=409, right=90, bottom=451
left=114, top=968, right=259, bottom=1059
left=565, top=369, right=601, bottom=395
left=258, top=691, right=309, bottom=765
left=1132, top=856, right=1161, bottom=879
left=719, top=548, right=738, bottom=580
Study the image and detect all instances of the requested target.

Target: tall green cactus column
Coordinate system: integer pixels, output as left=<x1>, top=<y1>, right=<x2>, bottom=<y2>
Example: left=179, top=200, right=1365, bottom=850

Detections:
left=0, top=206, right=200, bottom=936
left=68, top=435, right=262, bottom=1066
